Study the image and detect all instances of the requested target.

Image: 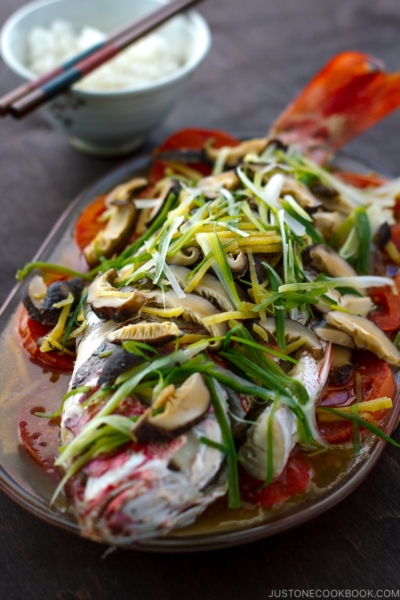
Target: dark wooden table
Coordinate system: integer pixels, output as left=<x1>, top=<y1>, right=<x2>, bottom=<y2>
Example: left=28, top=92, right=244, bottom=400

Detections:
left=1, top=0, right=400, bottom=597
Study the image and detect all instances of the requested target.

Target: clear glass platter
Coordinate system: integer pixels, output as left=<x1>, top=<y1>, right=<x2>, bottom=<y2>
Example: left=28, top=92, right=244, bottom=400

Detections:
left=0, top=149, right=398, bottom=552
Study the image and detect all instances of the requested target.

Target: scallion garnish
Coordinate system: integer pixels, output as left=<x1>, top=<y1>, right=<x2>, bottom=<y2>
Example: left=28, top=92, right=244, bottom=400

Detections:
left=262, top=261, right=286, bottom=349
left=264, top=395, right=280, bottom=487
left=16, top=262, right=93, bottom=282
left=206, top=377, right=240, bottom=509
left=353, top=207, right=372, bottom=275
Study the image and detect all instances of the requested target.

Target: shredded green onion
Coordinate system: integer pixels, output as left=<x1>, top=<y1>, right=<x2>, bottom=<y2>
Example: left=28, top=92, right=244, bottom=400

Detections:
left=206, top=377, right=240, bottom=509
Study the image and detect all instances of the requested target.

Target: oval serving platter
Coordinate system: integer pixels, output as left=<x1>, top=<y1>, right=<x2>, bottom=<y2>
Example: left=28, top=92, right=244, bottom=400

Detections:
left=0, top=149, right=399, bottom=552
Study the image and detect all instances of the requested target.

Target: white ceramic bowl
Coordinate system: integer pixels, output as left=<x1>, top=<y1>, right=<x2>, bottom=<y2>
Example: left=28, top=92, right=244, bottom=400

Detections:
left=1, top=0, right=211, bottom=156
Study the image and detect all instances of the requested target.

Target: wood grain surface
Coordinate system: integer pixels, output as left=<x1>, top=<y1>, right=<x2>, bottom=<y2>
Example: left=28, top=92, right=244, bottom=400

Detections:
left=1, top=1, right=400, bottom=598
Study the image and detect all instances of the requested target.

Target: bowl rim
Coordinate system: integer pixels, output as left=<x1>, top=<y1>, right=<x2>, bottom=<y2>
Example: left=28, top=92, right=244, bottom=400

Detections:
left=0, top=0, right=212, bottom=98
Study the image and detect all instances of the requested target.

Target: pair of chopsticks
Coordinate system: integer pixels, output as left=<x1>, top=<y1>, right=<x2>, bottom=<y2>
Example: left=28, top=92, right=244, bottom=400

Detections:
left=0, top=0, right=204, bottom=119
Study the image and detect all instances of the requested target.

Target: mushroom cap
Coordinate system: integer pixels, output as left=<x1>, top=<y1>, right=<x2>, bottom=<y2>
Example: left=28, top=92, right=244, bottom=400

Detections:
left=340, top=295, right=374, bottom=317
left=84, top=203, right=136, bottom=268
left=258, top=318, right=324, bottom=359
left=147, top=289, right=228, bottom=349
left=203, top=137, right=269, bottom=166
left=281, top=176, right=322, bottom=212
left=310, top=184, right=354, bottom=215
left=325, top=310, right=400, bottom=366
left=168, top=265, right=235, bottom=312
left=105, top=176, right=148, bottom=208
left=167, top=247, right=200, bottom=267
left=24, top=276, right=84, bottom=326
left=197, top=171, right=239, bottom=197
left=87, top=269, right=147, bottom=322
left=302, top=244, right=357, bottom=279
left=132, top=373, right=211, bottom=442
left=226, top=250, right=248, bottom=279
left=312, top=211, right=345, bottom=242
left=136, top=180, right=181, bottom=236
left=314, top=322, right=355, bottom=348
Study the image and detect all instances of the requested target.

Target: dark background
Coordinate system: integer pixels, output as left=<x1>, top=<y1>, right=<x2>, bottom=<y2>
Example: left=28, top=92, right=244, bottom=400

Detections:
left=1, top=0, right=400, bottom=598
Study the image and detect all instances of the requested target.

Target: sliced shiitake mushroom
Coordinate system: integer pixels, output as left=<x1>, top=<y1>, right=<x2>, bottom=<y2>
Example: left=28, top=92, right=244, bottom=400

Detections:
left=168, top=265, right=235, bottom=311
left=132, top=373, right=210, bottom=442
left=84, top=178, right=147, bottom=268
left=203, top=137, right=269, bottom=166
left=197, top=171, right=239, bottom=197
left=147, top=290, right=228, bottom=349
left=105, top=177, right=148, bottom=207
left=325, top=310, right=400, bottom=366
left=314, top=321, right=355, bottom=348
left=302, top=244, right=357, bottom=278
left=84, top=204, right=136, bottom=268
left=340, top=295, right=374, bottom=317
left=310, top=184, right=353, bottom=215
left=312, top=211, right=345, bottom=242
left=135, top=180, right=181, bottom=235
left=226, top=250, right=248, bottom=279
left=257, top=318, right=324, bottom=359
left=331, top=345, right=352, bottom=368
left=167, top=246, right=200, bottom=267
left=281, top=176, right=321, bottom=212
left=87, top=269, right=147, bottom=322
left=23, top=276, right=84, bottom=326
left=107, top=322, right=182, bottom=346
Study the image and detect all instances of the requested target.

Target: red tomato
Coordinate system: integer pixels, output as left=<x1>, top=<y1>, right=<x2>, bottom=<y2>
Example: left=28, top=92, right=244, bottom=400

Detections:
left=74, top=194, right=107, bottom=251
left=150, top=128, right=240, bottom=183
left=240, top=453, right=311, bottom=508
left=19, top=394, right=60, bottom=473
left=369, top=273, right=400, bottom=332
left=318, top=352, right=395, bottom=443
left=18, top=306, right=75, bottom=374
left=334, top=171, right=387, bottom=189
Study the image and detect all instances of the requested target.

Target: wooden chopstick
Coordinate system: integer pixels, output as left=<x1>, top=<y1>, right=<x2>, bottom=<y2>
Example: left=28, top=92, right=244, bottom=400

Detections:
left=0, top=0, right=204, bottom=119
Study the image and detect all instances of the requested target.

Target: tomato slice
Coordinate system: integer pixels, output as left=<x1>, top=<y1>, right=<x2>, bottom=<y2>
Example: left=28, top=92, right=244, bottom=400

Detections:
left=19, top=395, right=60, bottom=473
left=369, top=273, right=400, bottom=332
left=18, top=306, right=75, bottom=374
left=240, top=453, right=311, bottom=508
left=150, top=127, right=240, bottom=183
left=318, top=352, right=396, bottom=443
left=74, top=194, right=107, bottom=252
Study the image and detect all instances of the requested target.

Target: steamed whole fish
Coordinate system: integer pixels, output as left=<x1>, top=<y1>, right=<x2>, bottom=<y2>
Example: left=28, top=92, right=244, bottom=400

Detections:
left=16, top=52, right=400, bottom=545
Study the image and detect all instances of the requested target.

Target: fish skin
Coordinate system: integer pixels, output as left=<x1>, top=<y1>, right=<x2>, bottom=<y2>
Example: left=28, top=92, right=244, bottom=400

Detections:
left=59, top=306, right=228, bottom=543
left=238, top=345, right=332, bottom=482
left=238, top=405, right=298, bottom=481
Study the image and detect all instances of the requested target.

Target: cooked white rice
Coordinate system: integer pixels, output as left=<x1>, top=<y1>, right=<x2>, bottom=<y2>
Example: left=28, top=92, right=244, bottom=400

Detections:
left=26, top=19, right=188, bottom=92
